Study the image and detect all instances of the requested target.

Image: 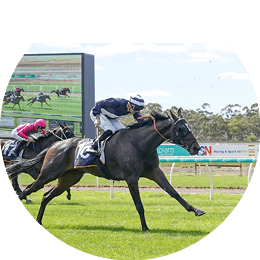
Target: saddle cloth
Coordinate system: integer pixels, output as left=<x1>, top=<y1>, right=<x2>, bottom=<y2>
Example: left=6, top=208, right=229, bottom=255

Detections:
left=74, top=138, right=106, bottom=168
left=2, top=140, right=24, bottom=160
left=74, top=138, right=112, bottom=180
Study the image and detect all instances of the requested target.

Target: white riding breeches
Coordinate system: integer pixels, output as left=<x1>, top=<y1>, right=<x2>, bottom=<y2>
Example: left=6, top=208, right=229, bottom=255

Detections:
left=11, top=129, right=28, bottom=142
left=90, top=110, right=126, bottom=133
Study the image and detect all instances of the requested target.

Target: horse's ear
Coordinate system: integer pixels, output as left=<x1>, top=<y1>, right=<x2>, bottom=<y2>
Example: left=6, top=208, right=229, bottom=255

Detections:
left=178, top=108, right=184, bottom=118
left=165, top=111, right=170, bottom=119
left=57, top=121, right=63, bottom=128
left=170, top=110, right=178, bottom=122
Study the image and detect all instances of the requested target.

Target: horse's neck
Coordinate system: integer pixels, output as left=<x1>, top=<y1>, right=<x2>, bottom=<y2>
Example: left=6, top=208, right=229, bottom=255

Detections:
left=132, top=121, right=169, bottom=152
left=25, top=134, right=59, bottom=154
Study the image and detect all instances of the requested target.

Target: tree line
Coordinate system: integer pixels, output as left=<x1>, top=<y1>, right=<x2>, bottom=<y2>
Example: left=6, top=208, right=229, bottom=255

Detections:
left=119, top=102, right=260, bottom=142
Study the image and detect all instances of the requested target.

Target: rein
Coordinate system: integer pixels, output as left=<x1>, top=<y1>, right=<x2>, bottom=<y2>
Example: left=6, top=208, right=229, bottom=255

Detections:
left=139, top=116, right=192, bottom=149
left=51, top=126, right=69, bottom=140
left=139, top=116, right=168, bottom=141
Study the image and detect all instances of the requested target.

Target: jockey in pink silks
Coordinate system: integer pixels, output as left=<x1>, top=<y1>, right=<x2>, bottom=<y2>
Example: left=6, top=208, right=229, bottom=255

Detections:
left=11, top=119, right=47, bottom=156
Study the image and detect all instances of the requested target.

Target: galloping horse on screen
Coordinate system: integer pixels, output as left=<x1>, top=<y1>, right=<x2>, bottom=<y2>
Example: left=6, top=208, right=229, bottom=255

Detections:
left=7, top=109, right=205, bottom=231
left=3, top=96, right=25, bottom=110
left=51, top=88, right=71, bottom=98
left=3, top=88, right=25, bottom=101
left=2, top=123, right=75, bottom=203
left=27, top=95, right=51, bottom=108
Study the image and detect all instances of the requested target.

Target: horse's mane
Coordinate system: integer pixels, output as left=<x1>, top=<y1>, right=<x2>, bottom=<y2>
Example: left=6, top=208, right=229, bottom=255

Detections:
left=127, top=111, right=169, bottom=129
left=34, top=128, right=59, bottom=142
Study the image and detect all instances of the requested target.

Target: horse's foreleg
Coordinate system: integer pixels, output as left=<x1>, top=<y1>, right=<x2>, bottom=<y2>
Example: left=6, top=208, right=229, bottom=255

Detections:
left=146, top=167, right=205, bottom=216
left=36, top=172, right=83, bottom=225
left=19, top=166, right=61, bottom=200
left=45, top=101, right=51, bottom=107
left=126, top=178, right=150, bottom=231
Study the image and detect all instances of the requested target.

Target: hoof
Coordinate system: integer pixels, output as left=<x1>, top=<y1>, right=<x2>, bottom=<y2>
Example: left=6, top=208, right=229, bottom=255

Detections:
left=142, top=227, right=151, bottom=232
left=66, top=194, right=71, bottom=200
left=25, top=198, right=33, bottom=204
left=194, top=208, right=205, bottom=216
left=36, top=219, right=42, bottom=226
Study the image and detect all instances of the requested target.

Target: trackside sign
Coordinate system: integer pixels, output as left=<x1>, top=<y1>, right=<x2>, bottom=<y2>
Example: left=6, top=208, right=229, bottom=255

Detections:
left=197, top=144, right=248, bottom=157
left=157, top=144, right=190, bottom=157
left=157, top=144, right=251, bottom=157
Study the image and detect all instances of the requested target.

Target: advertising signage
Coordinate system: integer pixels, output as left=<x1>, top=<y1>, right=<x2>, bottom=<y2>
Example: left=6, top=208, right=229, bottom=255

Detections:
left=0, top=53, right=95, bottom=138
left=197, top=144, right=249, bottom=157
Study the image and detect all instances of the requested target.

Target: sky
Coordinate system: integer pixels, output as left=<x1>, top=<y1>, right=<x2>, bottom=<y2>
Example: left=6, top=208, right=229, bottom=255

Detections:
left=25, top=43, right=258, bottom=114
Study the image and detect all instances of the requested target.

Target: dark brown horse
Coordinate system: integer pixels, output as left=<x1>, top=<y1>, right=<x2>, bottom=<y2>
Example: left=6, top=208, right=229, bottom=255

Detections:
left=8, top=109, right=205, bottom=231
left=51, top=88, right=70, bottom=98
left=3, top=96, right=25, bottom=110
left=3, top=123, right=75, bottom=203
left=27, top=95, right=51, bottom=108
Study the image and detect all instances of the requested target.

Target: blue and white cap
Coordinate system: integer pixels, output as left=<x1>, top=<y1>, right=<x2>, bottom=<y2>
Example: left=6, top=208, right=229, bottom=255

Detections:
left=129, top=94, right=145, bottom=110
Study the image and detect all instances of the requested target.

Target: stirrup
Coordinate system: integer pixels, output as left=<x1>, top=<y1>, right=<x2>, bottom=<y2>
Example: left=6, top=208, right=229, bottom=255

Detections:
left=85, top=147, right=101, bottom=156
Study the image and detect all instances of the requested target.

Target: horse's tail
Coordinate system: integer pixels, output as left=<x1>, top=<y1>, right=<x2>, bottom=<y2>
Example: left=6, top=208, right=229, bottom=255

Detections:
left=6, top=147, right=49, bottom=180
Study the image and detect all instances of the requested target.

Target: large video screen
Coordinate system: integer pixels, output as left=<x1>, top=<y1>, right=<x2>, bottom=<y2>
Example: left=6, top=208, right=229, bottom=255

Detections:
left=0, top=53, right=95, bottom=138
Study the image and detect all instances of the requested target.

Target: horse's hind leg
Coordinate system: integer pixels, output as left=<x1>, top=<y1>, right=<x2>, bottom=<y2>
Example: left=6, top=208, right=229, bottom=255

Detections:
left=146, top=167, right=205, bottom=216
left=36, top=172, right=84, bottom=225
left=66, top=189, right=71, bottom=200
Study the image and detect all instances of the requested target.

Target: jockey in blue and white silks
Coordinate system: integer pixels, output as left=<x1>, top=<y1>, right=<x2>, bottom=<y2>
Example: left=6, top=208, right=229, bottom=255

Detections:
left=87, top=94, right=145, bottom=154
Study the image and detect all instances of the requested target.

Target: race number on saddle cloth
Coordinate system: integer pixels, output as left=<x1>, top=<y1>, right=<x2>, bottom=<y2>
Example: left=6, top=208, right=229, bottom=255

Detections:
left=74, top=138, right=111, bottom=179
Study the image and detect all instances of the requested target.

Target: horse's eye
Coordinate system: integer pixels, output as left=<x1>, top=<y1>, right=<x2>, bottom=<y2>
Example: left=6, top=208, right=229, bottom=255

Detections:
left=179, top=126, right=185, bottom=132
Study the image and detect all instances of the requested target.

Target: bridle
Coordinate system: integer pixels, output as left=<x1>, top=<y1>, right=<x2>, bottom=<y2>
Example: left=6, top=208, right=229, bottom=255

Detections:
left=51, top=126, right=70, bottom=140
left=143, top=116, right=195, bottom=151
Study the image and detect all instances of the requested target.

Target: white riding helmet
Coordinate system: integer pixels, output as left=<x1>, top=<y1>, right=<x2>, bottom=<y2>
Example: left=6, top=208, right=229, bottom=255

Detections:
left=129, top=94, right=145, bottom=111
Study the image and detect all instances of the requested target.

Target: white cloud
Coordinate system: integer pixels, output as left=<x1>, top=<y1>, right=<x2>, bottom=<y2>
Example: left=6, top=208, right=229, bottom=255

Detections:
left=124, top=89, right=171, bottom=98
left=42, top=43, right=82, bottom=49
left=28, top=43, right=234, bottom=65
left=84, top=43, right=140, bottom=57
left=218, top=71, right=249, bottom=80
left=189, top=52, right=222, bottom=60
left=140, top=43, right=192, bottom=54
left=135, top=57, right=145, bottom=62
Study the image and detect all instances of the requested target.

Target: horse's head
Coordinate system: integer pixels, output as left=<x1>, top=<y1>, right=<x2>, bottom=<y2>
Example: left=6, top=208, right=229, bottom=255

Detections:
left=168, top=109, right=200, bottom=155
left=54, top=122, right=75, bottom=139
left=46, top=95, right=51, bottom=100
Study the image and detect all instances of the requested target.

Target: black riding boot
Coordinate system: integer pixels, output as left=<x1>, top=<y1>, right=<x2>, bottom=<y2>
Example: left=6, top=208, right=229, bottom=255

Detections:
left=87, top=130, right=113, bottom=155
left=12, top=140, right=27, bottom=157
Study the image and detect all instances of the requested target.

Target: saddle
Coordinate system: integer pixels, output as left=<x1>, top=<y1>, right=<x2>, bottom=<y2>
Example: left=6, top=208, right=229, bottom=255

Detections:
left=74, top=138, right=112, bottom=180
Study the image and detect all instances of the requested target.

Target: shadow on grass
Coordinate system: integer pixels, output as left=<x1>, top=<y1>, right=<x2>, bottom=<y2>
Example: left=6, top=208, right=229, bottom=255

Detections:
left=49, top=223, right=209, bottom=236
left=24, top=201, right=84, bottom=206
